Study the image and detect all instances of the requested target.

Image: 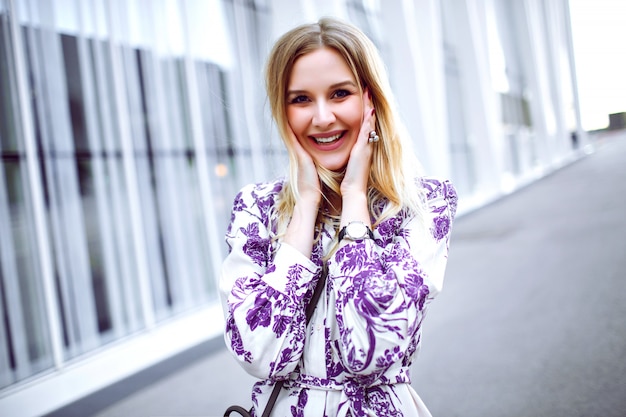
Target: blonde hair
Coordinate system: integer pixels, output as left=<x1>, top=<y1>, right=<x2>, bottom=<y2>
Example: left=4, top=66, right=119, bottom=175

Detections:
left=265, top=17, right=426, bottom=238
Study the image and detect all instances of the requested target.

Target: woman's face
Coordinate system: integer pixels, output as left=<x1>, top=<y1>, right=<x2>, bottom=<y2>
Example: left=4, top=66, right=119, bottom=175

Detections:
left=286, top=47, right=364, bottom=172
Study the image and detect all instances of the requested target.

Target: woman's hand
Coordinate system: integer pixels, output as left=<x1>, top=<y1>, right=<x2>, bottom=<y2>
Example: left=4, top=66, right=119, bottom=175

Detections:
left=288, top=126, right=321, bottom=207
left=340, top=89, right=376, bottom=198
left=283, top=126, right=321, bottom=258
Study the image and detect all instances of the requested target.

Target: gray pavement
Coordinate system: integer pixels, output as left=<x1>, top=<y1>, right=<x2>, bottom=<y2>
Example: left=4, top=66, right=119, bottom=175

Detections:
left=412, top=130, right=626, bottom=417
left=52, top=131, right=626, bottom=417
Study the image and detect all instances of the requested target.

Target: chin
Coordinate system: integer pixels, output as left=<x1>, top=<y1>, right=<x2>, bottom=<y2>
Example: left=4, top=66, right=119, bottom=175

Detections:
left=317, top=160, right=348, bottom=173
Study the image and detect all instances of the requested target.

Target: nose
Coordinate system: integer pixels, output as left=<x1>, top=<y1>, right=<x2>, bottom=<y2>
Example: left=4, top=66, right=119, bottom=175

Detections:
left=312, top=101, right=336, bottom=127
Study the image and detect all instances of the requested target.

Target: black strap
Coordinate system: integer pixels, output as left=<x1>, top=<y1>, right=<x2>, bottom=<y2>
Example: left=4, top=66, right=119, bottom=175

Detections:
left=260, top=382, right=282, bottom=417
left=260, top=264, right=327, bottom=417
left=305, top=263, right=327, bottom=323
left=223, top=405, right=252, bottom=417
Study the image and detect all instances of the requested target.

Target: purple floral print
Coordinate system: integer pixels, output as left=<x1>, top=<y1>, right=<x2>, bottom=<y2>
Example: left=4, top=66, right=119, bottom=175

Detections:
left=220, top=177, right=457, bottom=416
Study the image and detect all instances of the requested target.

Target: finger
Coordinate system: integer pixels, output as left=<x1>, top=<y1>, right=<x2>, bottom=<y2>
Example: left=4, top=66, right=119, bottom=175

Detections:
left=361, top=112, right=377, bottom=147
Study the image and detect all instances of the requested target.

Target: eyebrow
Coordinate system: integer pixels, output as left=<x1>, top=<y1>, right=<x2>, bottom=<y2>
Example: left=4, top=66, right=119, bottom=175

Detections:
left=286, top=80, right=358, bottom=96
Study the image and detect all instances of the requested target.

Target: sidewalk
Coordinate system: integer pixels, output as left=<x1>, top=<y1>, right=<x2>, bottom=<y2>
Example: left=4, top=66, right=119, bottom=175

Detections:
left=49, top=131, right=626, bottom=417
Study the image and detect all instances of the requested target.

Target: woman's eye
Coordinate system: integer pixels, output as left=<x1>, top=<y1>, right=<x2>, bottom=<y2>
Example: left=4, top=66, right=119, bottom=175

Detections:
left=289, top=95, right=309, bottom=104
left=333, top=89, right=351, bottom=99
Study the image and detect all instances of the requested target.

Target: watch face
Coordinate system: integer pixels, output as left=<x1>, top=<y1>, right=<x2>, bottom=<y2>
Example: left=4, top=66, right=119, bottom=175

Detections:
left=347, top=222, right=367, bottom=239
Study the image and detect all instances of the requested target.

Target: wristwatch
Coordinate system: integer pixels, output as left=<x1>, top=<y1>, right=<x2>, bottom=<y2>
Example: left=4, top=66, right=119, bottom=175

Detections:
left=339, top=221, right=374, bottom=241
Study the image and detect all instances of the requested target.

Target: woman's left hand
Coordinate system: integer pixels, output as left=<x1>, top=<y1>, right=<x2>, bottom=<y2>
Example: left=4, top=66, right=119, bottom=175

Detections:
left=340, top=89, right=376, bottom=198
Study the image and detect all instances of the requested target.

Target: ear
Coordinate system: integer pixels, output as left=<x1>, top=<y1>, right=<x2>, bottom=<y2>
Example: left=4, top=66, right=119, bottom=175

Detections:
left=364, top=87, right=375, bottom=111
left=361, top=86, right=369, bottom=104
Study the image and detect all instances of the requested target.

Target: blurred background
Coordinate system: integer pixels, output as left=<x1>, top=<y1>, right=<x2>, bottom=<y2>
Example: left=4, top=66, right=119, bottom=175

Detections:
left=0, top=0, right=624, bottom=416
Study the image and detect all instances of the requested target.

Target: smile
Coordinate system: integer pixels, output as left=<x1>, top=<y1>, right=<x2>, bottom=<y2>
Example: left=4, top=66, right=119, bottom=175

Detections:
left=311, top=131, right=344, bottom=144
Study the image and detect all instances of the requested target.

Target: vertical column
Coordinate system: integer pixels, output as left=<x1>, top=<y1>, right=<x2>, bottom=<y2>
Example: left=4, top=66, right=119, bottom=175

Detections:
left=542, top=0, right=573, bottom=161
left=180, top=0, right=231, bottom=292
left=105, top=0, right=156, bottom=329
left=229, top=1, right=269, bottom=183
left=379, top=0, right=451, bottom=179
left=562, top=0, right=587, bottom=149
left=453, top=0, right=506, bottom=195
left=7, top=0, right=64, bottom=368
left=523, top=0, right=560, bottom=167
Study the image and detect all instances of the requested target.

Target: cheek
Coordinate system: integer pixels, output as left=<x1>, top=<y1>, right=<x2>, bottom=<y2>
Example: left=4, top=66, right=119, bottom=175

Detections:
left=286, top=108, right=307, bottom=133
left=342, top=100, right=364, bottom=129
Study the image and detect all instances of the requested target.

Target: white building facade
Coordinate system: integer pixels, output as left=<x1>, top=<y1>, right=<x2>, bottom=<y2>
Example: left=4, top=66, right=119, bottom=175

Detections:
left=0, top=0, right=584, bottom=415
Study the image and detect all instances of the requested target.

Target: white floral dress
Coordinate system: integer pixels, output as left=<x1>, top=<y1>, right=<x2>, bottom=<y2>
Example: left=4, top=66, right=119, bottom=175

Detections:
left=220, top=177, right=457, bottom=416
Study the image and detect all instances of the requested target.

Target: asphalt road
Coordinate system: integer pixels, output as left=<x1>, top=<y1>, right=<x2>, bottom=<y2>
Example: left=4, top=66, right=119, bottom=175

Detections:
left=412, top=131, right=626, bottom=416
left=54, top=131, right=626, bottom=417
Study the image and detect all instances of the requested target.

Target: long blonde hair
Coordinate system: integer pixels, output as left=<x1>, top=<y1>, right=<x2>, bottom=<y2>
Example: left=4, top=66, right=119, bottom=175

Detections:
left=265, top=17, right=426, bottom=237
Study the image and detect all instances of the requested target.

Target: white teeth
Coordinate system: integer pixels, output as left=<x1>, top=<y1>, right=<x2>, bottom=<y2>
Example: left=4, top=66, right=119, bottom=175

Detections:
left=314, top=133, right=342, bottom=144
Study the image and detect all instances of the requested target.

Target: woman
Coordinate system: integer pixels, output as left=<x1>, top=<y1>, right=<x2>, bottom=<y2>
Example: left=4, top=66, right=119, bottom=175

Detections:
left=221, top=17, right=457, bottom=416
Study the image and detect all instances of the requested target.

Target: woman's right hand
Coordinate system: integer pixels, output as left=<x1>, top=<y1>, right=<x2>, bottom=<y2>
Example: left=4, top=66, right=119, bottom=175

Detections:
left=283, top=127, right=321, bottom=258
left=288, top=127, right=321, bottom=207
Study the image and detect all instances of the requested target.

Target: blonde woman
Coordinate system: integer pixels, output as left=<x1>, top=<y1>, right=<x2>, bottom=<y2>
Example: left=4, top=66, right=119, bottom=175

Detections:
left=221, top=17, right=457, bottom=417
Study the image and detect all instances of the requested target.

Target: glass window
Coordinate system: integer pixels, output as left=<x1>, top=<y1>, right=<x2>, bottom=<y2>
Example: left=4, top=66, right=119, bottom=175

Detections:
left=196, top=61, right=238, bottom=233
left=347, top=0, right=382, bottom=47
left=0, top=10, right=54, bottom=389
left=0, top=0, right=259, bottom=393
left=19, top=20, right=146, bottom=359
left=222, top=0, right=276, bottom=185
left=130, top=50, right=219, bottom=319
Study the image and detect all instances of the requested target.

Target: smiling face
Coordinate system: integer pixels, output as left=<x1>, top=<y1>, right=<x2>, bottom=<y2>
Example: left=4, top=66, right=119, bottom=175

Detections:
left=286, top=47, right=364, bottom=172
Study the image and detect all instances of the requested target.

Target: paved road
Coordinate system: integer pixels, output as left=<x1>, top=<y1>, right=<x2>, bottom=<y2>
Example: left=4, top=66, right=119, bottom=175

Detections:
left=56, top=131, right=626, bottom=417
left=412, top=130, right=626, bottom=416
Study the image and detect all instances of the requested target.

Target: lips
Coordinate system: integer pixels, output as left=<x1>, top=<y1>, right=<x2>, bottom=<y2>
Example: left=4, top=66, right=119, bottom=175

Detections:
left=310, top=131, right=345, bottom=145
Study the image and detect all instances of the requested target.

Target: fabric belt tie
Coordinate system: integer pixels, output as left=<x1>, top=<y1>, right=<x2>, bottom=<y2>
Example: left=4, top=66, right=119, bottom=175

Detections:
left=288, top=371, right=412, bottom=417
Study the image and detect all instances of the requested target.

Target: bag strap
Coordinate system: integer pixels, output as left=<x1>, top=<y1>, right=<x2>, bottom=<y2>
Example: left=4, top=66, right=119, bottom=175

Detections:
left=305, top=263, right=327, bottom=324
left=260, top=264, right=327, bottom=417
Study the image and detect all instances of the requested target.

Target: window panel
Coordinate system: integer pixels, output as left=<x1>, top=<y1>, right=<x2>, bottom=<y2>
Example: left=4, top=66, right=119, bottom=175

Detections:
left=0, top=158, right=54, bottom=388
left=132, top=50, right=217, bottom=317
left=1, top=0, right=255, bottom=393
left=20, top=21, right=145, bottom=359
left=222, top=0, right=272, bottom=185
left=196, top=61, right=238, bottom=241
left=87, top=38, right=145, bottom=337
left=0, top=9, right=54, bottom=389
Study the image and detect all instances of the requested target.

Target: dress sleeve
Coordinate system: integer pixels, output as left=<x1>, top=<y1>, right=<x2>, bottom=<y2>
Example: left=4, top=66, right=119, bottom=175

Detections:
left=327, top=178, right=457, bottom=376
left=220, top=183, right=321, bottom=380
